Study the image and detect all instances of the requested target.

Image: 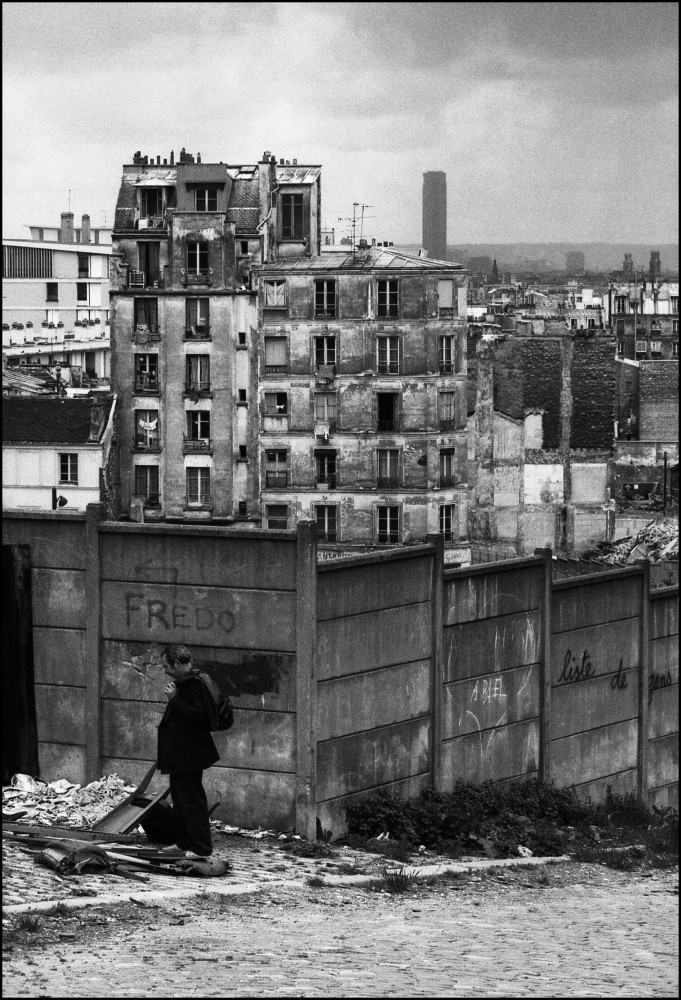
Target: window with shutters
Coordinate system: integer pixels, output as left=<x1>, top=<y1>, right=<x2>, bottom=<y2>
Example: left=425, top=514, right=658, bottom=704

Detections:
left=440, top=448, right=456, bottom=487
left=263, top=280, right=287, bottom=308
left=265, top=450, right=289, bottom=489
left=376, top=505, right=400, bottom=544
left=377, top=449, right=400, bottom=488
left=264, top=391, right=288, bottom=416
left=439, top=391, right=456, bottom=430
left=134, top=465, right=160, bottom=506
left=135, top=409, right=160, bottom=450
left=315, top=450, right=337, bottom=489
left=377, top=335, right=399, bottom=374
left=377, top=279, right=398, bottom=318
left=439, top=335, right=456, bottom=373
left=186, top=467, right=211, bottom=507
left=264, top=337, right=288, bottom=373
left=315, top=280, right=337, bottom=317
left=315, top=505, right=338, bottom=542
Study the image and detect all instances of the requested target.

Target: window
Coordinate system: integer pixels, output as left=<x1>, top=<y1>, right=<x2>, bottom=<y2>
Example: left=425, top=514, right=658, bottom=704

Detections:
left=315, top=450, right=337, bottom=489
left=281, top=193, right=304, bottom=239
left=617, top=340, right=625, bottom=357
left=187, top=242, right=208, bottom=275
left=238, top=445, right=248, bottom=459
left=264, top=391, right=288, bottom=415
left=78, top=254, right=89, bottom=278
left=186, top=411, right=211, bottom=447
left=140, top=189, right=163, bottom=218
left=264, top=280, right=286, bottom=308
left=59, top=453, right=78, bottom=484
left=671, top=297, right=679, bottom=313
left=316, top=505, right=337, bottom=542
left=134, top=298, right=159, bottom=332
left=186, top=467, right=211, bottom=506
left=672, top=342, right=678, bottom=357
left=439, top=504, right=457, bottom=542
left=135, top=354, right=158, bottom=392
left=186, top=355, right=210, bottom=392
left=650, top=341, right=662, bottom=358
left=135, top=410, right=160, bottom=450
left=377, top=279, right=398, bottom=318
left=377, top=336, right=400, bottom=374
left=439, top=336, right=456, bottom=373
left=46, top=282, right=59, bottom=302
left=134, top=465, right=160, bottom=506
left=315, top=280, right=336, bottom=317
left=238, top=389, right=248, bottom=403
left=315, top=336, right=337, bottom=371
left=615, top=297, right=627, bottom=314
left=186, top=298, right=209, bottom=337
left=77, top=283, right=88, bottom=303
left=439, top=391, right=455, bottom=430
left=3, top=245, right=52, bottom=278
left=314, top=392, right=337, bottom=428
left=377, top=505, right=400, bottom=544
left=195, top=189, right=218, bottom=212
left=377, top=449, right=399, bottom=488
left=137, top=242, right=160, bottom=285
left=673, top=320, right=679, bottom=335
left=266, top=504, right=288, bottom=529
left=616, top=319, right=625, bottom=336
left=438, top=279, right=456, bottom=318
left=238, top=330, right=247, bottom=346
left=264, top=337, right=287, bottom=373
left=240, top=241, right=249, bottom=255
left=265, top=450, right=288, bottom=488
left=238, top=500, right=248, bottom=516
left=440, top=449, right=456, bottom=487
left=377, top=392, right=399, bottom=431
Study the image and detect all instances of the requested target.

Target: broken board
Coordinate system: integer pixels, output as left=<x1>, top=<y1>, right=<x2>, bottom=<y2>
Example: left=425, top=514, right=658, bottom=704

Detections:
left=92, top=764, right=171, bottom=836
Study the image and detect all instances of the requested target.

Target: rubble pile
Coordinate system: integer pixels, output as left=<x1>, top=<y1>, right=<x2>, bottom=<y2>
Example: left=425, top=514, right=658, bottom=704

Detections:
left=584, top=519, right=679, bottom=567
left=2, top=774, right=137, bottom=829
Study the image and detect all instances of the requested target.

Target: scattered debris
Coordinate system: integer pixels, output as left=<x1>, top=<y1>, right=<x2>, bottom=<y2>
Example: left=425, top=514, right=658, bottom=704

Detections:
left=584, top=519, right=678, bottom=567
left=3, top=773, right=138, bottom=829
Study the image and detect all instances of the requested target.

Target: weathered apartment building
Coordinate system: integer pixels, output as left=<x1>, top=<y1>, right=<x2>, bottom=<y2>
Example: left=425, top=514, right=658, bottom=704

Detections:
left=607, top=279, right=679, bottom=360
left=110, top=149, right=468, bottom=550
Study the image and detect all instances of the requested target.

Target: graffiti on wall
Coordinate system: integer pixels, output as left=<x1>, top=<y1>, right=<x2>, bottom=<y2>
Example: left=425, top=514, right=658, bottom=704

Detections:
left=125, top=594, right=235, bottom=634
left=648, top=671, right=673, bottom=705
left=559, top=649, right=629, bottom=691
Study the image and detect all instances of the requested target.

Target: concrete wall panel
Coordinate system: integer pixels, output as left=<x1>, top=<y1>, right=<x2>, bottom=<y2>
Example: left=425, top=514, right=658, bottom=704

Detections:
left=550, top=617, right=640, bottom=686
left=551, top=719, right=638, bottom=786
left=444, top=610, right=542, bottom=681
left=318, top=661, right=431, bottom=742
left=32, top=568, right=86, bottom=628
left=649, top=683, right=679, bottom=740
left=33, top=627, right=86, bottom=686
left=2, top=514, right=87, bottom=569
left=444, top=564, right=544, bottom=625
left=317, top=554, right=431, bottom=621
left=551, top=669, right=638, bottom=740
left=570, top=768, right=638, bottom=803
left=317, top=603, right=431, bottom=681
left=443, top=663, right=540, bottom=739
left=571, top=464, right=608, bottom=503
left=38, top=742, right=87, bottom=785
left=648, top=734, right=679, bottom=790
left=552, top=574, right=642, bottom=632
left=650, top=592, right=679, bottom=639
left=35, top=684, right=86, bottom=745
left=316, top=772, right=431, bottom=839
left=441, top=719, right=539, bottom=787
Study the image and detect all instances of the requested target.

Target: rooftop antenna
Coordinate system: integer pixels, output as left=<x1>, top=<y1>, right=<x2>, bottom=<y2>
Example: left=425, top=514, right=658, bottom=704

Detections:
left=102, top=210, right=107, bottom=227
left=337, top=203, right=375, bottom=255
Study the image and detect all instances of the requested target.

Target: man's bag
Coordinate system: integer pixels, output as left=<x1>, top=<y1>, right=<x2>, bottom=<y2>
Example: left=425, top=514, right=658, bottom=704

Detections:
left=194, top=670, right=234, bottom=732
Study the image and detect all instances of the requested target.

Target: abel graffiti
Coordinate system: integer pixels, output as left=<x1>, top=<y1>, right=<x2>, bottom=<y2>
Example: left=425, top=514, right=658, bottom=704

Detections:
left=558, top=649, right=628, bottom=691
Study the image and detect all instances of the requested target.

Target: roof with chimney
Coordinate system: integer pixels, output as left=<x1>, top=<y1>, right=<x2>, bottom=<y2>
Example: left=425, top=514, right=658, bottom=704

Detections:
left=2, top=395, right=114, bottom=445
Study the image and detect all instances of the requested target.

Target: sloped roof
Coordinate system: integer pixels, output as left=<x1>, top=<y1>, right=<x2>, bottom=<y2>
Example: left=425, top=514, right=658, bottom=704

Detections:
left=2, top=369, right=55, bottom=396
left=260, top=247, right=464, bottom=273
left=2, top=395, right=113, bottom=444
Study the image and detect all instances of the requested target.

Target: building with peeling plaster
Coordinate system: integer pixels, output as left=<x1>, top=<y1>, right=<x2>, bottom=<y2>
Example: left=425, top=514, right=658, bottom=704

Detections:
left=258, top=246, right=468, bottom=552
left=110, top=148, right=322, bottom=522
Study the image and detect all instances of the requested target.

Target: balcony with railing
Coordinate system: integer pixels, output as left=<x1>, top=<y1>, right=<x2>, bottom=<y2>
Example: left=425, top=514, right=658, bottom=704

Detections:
left=183, top=435, right=212, bottom=455
left=129, top=270, right=165, bottom=290
left=440, top=475, right=456, bottom=488
left=265, top=364, right=288, bottom=374
left=316, top=474, right=337, bottom=490
left=134, top=375, right=160, bottom=394
left=184, top=325, right=210, bottom=341
left=184, top=379, right=211, bottom=396
left=265, top=471, right=289, bottom=488
left=134, top=434, right=161, bottom=453
left=132, top=325, right=161, bottom=344
left=439, top=418, right=455, bottom=430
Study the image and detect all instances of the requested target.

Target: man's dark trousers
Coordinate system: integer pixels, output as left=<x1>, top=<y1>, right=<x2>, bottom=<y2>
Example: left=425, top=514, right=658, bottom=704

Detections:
left=169, top=771, right=212, bottom=856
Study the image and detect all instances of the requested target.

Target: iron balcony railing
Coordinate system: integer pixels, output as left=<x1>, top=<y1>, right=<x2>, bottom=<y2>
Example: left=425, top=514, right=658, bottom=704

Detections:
left=266, top=471, right=289, bottom=488
left=183, top=436, right=211, bottom=453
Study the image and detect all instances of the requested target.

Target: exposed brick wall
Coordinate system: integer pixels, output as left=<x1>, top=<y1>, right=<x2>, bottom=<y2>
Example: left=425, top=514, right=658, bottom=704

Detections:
left=520, top=340, right=562, bottom=449
left=639, top=361, right=679, bottom=441
left=570, top=337, right=615, bottom=449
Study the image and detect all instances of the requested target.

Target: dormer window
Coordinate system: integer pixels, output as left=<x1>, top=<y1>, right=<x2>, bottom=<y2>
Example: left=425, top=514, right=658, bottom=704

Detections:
left=140, top=189, right=163, bottom=217
left=195, top=189, right=218, bottom=212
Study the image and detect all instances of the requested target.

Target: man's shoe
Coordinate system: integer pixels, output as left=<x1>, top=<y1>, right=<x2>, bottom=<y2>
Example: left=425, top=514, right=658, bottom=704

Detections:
left=184, top=850, right=212, bottom=860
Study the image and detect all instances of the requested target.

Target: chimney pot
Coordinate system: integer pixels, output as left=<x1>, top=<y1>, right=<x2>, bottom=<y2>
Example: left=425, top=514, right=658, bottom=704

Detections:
left=163, top=158, right=167, bottom=165
left=292, top=158, right=297, bottom=165
left=170, top=150, right=175, bottom=165
left=197, top=152, right=201, bottom=163
left=280, top=158, right=284, bottom=165
left=286, top=160, right=290, bottom=165
left=157, top=155, right=160, bottom=165
left=81, top=214, right=91, bottom=245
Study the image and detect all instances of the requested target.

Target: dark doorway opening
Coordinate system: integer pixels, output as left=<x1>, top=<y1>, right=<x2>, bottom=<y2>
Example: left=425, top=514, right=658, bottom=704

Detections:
left=2, top=545, right=39, bottom=783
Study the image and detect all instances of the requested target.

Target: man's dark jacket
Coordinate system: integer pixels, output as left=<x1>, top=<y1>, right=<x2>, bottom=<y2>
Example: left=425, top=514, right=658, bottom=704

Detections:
left=157, top=672, right=220, bottom=774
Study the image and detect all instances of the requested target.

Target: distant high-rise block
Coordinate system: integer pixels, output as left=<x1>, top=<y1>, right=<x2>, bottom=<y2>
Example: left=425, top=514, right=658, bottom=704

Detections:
left=422, top=172, right=447, bottom=261
left=649, top=251, right=661, bottom=280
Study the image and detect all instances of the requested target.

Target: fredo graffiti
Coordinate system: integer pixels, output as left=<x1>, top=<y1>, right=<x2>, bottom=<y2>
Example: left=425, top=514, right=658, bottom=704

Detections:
left=125, top=594, right=235, bottom=633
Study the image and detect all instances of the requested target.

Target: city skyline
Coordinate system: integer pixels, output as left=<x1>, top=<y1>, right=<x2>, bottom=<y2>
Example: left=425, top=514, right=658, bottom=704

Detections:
left=2, top=2, right=678, bottom=244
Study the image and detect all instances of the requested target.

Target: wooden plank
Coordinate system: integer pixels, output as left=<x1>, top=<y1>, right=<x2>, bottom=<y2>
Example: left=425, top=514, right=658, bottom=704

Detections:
left=317, top=717, right=430, bottom=801
left=442, top=663, right=540, bottom=740
left=317, top=603, right=431, bottom=681
left=317, top=555, right=431, bottom=621
left=316, top=772, right=432, bottom=840
left=649, top=593, right=679, bottom=640
left=551, top=669, right=639, bottom=740
left=100, top=700, right=296, bottom=773
left=444, top=566, right=544, bottom=625
left=33, top=628, right=86, bottom=686
left=648, top=683, right=679, bottom=741
left=318, top=660, right=431, bottom=742
left=2, top=823, right=138, bottom=844
left=100, top=640, right=295, bottom=711
left=100, top=531, right=297, bottom=591
left=550, top=719, right=638, bottom=787
left=100, top=581, right=297, bottom=651
left=92, top=763, right=161, bottom=833
left=31, top=569, right=86, bottom=629
left=443, top=610, right=542, bottom=683
left=552, top=574, right=642, bottom=633
left=34, top=685, right=86, bottom=746
left=647, top=733, right=679, bottom=790
left=440, top=719, right=539, bottom=788
left=550, top=618, right=640, bottom=687
left=100, top=757, right=298, bottom=831
left=2, top=515, right=87, bottom=570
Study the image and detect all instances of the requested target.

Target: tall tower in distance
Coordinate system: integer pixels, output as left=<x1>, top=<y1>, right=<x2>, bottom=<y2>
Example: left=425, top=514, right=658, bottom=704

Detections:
left=422, top=171, right=447, bottom=261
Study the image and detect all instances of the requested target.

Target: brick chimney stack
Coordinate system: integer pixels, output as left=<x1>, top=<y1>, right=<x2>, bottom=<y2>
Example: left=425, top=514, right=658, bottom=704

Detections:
left=60, top=212, right=74, bottom=244
left=81, top=214, right=91, bottom=245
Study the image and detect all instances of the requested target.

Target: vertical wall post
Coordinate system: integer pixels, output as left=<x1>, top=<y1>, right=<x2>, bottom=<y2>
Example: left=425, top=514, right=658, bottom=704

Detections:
left=637, top=559, right=650, bottom=804
left=295, top=521, right=317, bottom=840
left=427, top=534, right=445, bottom=790
left=538, top=548, right=553, bottom=783
left=85, top=503, right=105, bottom=782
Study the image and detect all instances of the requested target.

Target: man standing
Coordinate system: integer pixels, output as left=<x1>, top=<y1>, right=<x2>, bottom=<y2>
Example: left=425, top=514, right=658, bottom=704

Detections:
left=158, top=644, right=219, bottom=858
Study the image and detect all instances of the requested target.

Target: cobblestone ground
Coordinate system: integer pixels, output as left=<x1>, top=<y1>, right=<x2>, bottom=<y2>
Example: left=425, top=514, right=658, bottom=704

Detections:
left=2, top=861, right=677, bottom=997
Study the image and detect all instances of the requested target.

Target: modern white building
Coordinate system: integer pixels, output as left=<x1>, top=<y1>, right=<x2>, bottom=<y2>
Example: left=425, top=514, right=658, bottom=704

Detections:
left=2, top=394, right=117, bottom=512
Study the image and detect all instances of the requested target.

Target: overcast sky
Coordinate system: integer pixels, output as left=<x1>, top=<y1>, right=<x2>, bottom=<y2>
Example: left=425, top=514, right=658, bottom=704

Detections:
left=2, top=2, right=678, bottom=243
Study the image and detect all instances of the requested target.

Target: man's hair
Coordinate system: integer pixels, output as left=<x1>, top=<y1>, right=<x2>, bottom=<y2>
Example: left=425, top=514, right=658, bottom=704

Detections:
left=161, top=644, right=192, bottom=666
